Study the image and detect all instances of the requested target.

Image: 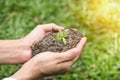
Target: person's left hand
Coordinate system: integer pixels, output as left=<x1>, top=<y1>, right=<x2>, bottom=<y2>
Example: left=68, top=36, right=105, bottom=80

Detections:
left=23, top=23, right=64, bottom=46
left=21, top=23, right=64, bottom=63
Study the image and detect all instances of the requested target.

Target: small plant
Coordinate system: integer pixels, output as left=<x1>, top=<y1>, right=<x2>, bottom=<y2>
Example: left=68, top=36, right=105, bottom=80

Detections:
left=53, top=30, right=68, bottom=45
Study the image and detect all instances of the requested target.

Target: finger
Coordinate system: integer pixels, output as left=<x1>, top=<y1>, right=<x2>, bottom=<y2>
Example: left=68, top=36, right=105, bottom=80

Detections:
left=75, top=37, right=87, bottom=56
left=73, top=37, right=87, bottom=62
left=57, top=37, right=87, bottom=63
left=56, top=61, right=72, bottom=74
left=38, top=23, right=64, bottom=32
left=57, top=48, right=79, bottom=63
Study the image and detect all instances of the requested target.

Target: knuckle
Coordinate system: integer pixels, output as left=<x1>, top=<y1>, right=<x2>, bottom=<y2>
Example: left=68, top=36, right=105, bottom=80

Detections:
left=50, top=23, right=56, bottom=26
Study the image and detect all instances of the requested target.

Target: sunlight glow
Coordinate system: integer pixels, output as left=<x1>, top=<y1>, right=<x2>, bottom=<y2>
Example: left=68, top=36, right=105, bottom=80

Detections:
left=90, top=1, right=120, bottom=29
left=75, top=0, right=120, bottom=30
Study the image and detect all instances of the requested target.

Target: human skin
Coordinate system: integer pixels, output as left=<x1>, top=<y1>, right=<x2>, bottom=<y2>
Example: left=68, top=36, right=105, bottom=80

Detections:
left=0, top=39, right=31, bottom=64
left=10, top=37, right=87, bottom=80
left=0, top=23, right=87, bottom=79
left=0, top=23, right=64, bottom=64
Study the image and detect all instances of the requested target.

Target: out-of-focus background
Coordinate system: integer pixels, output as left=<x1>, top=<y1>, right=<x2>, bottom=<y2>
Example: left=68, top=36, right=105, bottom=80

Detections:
left=0, top=0, right=120, bottom=80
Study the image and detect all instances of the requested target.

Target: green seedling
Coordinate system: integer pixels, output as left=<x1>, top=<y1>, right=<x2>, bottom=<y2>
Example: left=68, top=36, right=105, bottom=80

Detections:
left=53, top=30, right=68, bottom=45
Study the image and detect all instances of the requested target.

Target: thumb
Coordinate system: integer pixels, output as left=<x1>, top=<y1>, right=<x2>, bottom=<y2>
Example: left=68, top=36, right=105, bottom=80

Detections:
left=59, top=48, right=79, bottom=62
left=58, top=37, right=87, bottom=63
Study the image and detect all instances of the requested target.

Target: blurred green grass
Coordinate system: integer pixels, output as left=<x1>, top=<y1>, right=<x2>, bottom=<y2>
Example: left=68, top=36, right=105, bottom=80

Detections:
left=0, top=0, right=120, bottom=80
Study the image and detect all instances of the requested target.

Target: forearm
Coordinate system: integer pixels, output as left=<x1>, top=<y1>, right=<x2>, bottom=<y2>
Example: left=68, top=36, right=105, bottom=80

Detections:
left=10, top=60, right=43, bottom=80
left=0, top=39, right=32, bottom=64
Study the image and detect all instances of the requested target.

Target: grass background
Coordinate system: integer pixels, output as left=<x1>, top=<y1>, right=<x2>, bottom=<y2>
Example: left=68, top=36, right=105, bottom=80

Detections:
left=0, top=0, right=120, bottom=80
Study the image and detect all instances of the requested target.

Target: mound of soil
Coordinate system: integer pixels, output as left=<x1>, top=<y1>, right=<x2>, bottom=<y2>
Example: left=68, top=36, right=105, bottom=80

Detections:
left=32, top=29, right=83, bottom=56
left=31, top=29, right=83, bottom=80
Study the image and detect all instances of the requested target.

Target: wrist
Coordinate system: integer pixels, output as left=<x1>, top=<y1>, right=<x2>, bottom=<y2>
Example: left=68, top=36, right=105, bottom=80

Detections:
left=17, top=38, right=32, bottom=63
left=10, top=73, right=32, bottom=80
left=11, top=62, right=43, bottom=80
left=10, top=67, right=32, bottom=80
left=0, top=39, right=32, bottom=64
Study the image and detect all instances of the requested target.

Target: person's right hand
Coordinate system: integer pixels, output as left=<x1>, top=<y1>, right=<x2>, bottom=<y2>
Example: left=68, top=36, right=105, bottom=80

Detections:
left=11, top=37, right=87, bottom=80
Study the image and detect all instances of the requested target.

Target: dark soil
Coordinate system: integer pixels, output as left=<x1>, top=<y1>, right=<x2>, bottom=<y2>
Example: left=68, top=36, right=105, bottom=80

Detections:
left=32, top=29, right=83, bottom=56
left=31, top=29, right=83, bottom=80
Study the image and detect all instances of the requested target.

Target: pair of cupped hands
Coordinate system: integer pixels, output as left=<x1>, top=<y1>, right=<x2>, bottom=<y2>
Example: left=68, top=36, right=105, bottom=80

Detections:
left=11, top=23, right=87, bottom=80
